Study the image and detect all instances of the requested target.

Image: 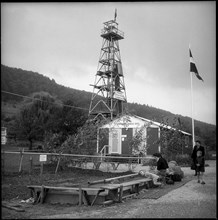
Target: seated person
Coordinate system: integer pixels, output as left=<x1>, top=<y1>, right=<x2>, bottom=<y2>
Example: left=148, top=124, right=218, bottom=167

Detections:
left=152, top=153, right=170, bottom=183
left=153, top=153, right=169, bottom=174
left=138, top=170, right=161, bottom=186
left=139, top=153, right=170, bottom=186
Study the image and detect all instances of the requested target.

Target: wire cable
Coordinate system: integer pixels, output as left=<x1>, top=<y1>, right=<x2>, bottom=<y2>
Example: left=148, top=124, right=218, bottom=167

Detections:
left=1, top=90, right=89, bottom=111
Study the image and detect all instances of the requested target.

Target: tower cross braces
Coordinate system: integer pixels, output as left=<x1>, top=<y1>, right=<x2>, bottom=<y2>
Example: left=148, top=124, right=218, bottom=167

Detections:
left=89, top=15, right=127, bottom=120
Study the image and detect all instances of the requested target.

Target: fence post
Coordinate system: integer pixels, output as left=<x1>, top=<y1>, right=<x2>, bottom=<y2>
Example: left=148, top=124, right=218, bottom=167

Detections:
left=29, top=156, right=33, bottom=197
left=29, top=156, right=33, bottom=174
left=40, top=162, right=44, bottom=176
left=1, top=150, right=5, bottom=177
left=18, top=148, right=24, bottom=173
left=55, top=153, right=61, bottom=174
left=39, top=161, right=44, bottom=185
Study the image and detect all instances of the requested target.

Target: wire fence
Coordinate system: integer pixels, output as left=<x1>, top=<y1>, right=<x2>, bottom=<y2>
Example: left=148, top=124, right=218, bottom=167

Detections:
left=1, top=150, right=153, bottom=175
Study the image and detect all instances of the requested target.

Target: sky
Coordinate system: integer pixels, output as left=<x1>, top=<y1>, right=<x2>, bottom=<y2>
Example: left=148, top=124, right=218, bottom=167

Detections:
left=1, top=2, right=216, bottom=125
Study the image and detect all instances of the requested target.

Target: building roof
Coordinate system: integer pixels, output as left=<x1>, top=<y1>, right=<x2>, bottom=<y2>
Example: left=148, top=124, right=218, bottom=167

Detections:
left=133, top=115, right=192, bottom=136
left=101, top=114, right=192, bottom=136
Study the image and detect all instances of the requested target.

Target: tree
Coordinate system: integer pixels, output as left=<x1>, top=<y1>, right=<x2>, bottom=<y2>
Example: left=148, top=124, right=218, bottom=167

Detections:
left=16, top=91, right=62, bottom=150
left=130, top=121, right=153, bottom=155
left=45, top=117, right=110, bottom=156
left=43, top=99, right=88, bottom=156
left=156, top=117, right=186, bottom=160
left=57, top=99, right=88, bottom=137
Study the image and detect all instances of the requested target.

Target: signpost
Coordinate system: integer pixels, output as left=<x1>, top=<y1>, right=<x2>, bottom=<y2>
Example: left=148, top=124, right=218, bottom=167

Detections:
left=39, top=154, right=47, bottom=176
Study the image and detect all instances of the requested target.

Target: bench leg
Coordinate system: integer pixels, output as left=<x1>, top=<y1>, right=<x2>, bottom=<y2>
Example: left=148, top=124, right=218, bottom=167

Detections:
left=79, top=187, right=82, bottom=206
left=97, top=162, right=101, bottom=170
left=110, top=163, right=119, bottom=171
left=135, top=184, right=139, bottom=194
left=114, top=163, right=120, bottom=170
left=93, top=162, right=101, bottom=170
left=106, top=162, right=110, bottom=172
left=40, top=185, right=45, bottom=204
left=91, top=190, right=104, bottom=206
left=108, top=188, right=119, bottom=203
left=119, top=185, right=123, bottom=202
left=111, top=163, right=115, bottom=170
left=30, top=188, right=38, bottom=204
left=36, top=191, right=41, bottom=204
left=128, top=163, right=132, bottom=171
left=82, top=191, right=90, bottom=206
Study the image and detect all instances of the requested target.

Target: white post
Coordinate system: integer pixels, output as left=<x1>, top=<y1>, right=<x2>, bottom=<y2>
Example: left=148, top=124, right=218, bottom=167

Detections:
left=97, top=128, right=99, bottom=153
left=158, top=127, right=161, bottom=153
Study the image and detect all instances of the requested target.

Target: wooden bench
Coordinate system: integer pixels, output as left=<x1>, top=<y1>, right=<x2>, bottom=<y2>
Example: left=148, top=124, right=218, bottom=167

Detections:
left=119, top=178, right=152, bottom=197
left=99, top=177, right=152, bottom=203
left=27, top=177, right=153, bottom=206
left=99, top=184, right=121, bottom=202
left=27, top=185, right=106, bottom=206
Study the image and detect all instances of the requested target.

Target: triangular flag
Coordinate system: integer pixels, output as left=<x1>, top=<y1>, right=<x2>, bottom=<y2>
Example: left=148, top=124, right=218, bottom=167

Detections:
left=189, top=48, right=204, bottom=81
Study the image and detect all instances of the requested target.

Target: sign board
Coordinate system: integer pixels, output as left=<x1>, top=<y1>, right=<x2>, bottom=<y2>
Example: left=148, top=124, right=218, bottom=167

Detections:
left=113, top=91, right=126, bottom=101
left=39, top=154, right=47, bottom=162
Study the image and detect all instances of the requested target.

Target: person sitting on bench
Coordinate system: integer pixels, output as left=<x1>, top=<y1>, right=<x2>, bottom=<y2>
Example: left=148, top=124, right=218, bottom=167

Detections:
left=152, top=153, right=169, bottom=184
left=138, top=170, right=161, bottom=186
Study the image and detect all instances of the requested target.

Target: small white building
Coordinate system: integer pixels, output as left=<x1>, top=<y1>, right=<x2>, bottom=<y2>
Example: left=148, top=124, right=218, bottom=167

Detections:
left=97, top=115, right=192, bottom=156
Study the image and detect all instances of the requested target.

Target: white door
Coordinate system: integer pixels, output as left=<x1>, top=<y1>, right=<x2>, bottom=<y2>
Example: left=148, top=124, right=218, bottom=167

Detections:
left=109, top=129, right=121, bottom=154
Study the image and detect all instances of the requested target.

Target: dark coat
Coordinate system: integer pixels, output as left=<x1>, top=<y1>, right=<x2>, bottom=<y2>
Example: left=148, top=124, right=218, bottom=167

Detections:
left=157, top=157, right=169, bottom=171
left=191, top=145, right=205, bottom=162
left=196, top=156, right=205, bottom=172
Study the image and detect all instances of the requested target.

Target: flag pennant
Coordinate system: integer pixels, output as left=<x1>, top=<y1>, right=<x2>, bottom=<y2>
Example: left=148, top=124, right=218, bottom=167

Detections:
left=189, top=48, right=204, bottom=81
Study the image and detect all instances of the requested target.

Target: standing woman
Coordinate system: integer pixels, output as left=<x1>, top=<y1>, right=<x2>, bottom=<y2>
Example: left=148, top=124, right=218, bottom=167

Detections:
left=191, top=140, right=205, bottom=176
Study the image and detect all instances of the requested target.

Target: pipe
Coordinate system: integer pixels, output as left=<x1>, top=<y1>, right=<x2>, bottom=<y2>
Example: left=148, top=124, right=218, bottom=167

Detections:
left=104, top=173, right=138, bottom=183
left=88, top=173, right=138, bottom=185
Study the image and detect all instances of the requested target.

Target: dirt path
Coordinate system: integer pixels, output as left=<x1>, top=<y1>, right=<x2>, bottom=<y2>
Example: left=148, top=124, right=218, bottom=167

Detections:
left=2, top=160, right=216, bottom=219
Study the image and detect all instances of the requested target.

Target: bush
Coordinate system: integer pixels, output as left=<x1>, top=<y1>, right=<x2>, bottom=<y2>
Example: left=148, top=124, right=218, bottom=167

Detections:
left=170, top=154, right=192, bottom=167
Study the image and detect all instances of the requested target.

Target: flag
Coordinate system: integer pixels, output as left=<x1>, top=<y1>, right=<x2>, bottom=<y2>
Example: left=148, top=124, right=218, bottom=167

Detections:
left=189, top=48, right=204, bottom=81
left=114, top=9, right=117, bottom=21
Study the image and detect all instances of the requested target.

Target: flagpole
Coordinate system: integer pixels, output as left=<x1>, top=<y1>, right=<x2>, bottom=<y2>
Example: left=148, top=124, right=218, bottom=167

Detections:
left=190, top=64, right=195, bottom=148
left=189, top=44, right=203, bottom=148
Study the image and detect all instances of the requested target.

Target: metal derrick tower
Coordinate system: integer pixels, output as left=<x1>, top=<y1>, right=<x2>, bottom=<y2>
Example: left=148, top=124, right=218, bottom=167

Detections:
left=89, top=13, right=127, bottom=120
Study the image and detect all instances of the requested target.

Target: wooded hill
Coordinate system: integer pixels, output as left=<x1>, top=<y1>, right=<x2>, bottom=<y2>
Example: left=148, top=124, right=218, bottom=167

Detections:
left=1, top=64, right=216, bottom=150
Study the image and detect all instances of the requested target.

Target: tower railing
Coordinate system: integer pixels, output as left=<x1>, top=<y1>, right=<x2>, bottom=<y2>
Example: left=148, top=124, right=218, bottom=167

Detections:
left=101, top=28, right=124, bottom=38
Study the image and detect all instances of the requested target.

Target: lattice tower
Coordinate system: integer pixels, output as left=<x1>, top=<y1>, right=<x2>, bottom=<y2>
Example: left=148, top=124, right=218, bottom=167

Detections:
left=89, top=13, right=127, bottom=120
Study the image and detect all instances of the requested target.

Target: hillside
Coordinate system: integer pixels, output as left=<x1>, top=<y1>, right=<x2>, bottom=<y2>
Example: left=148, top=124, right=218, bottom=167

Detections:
left=1, top=64, right=216, bottom=149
